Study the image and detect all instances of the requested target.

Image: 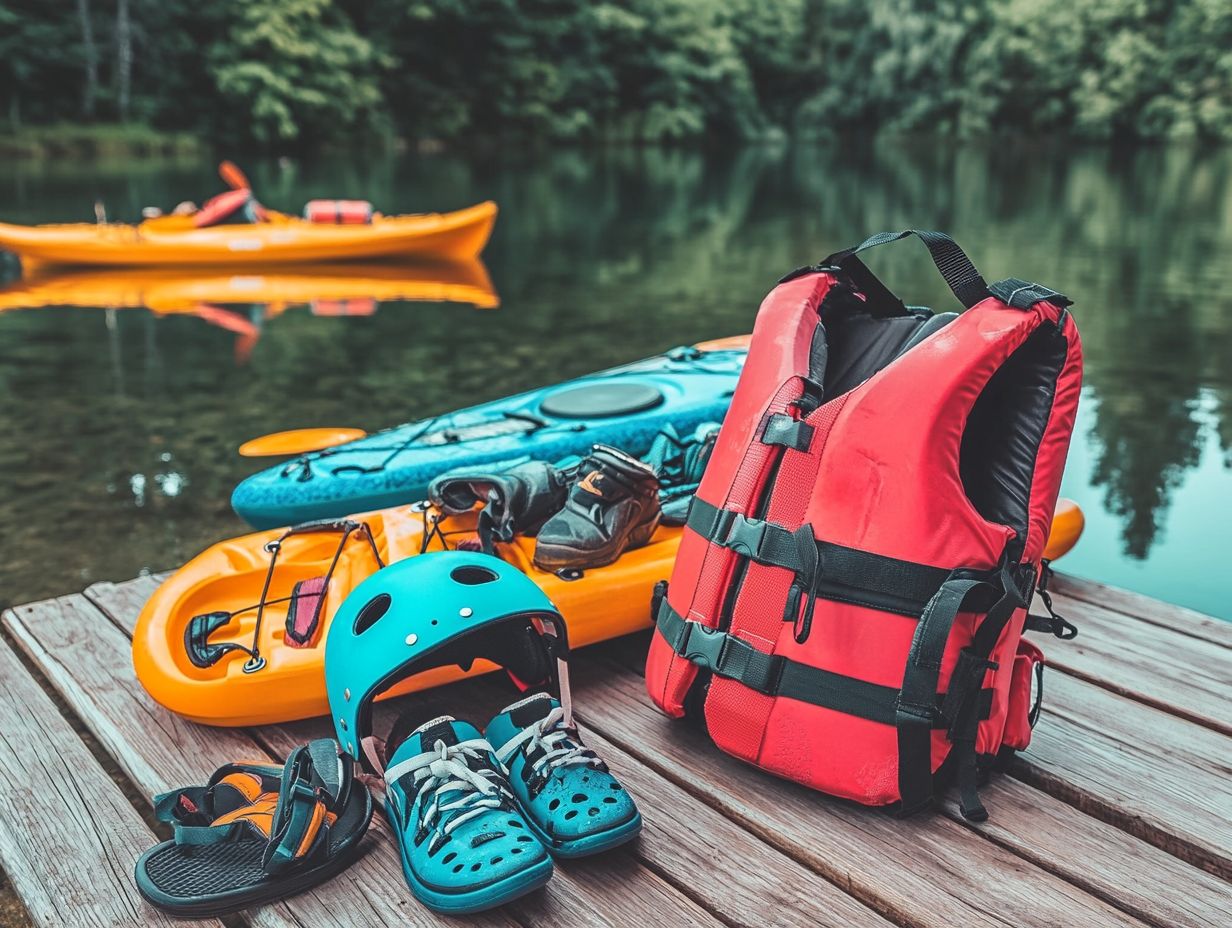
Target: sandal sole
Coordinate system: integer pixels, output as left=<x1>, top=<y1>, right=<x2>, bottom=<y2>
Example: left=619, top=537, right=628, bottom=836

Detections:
left=135, top=784, right=373, bottom=918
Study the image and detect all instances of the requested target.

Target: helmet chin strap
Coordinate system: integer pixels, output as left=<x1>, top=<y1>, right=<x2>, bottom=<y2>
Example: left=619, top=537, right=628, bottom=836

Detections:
left=534, top=612, right=574, bottom=729
left=556, top=657, right=574, bottom=730
left=362, top=735, right=386, bottom=778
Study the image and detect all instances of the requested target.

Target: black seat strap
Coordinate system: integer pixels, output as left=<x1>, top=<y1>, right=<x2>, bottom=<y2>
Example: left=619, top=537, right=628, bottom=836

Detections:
left=656, top=598, right=988, bottom=728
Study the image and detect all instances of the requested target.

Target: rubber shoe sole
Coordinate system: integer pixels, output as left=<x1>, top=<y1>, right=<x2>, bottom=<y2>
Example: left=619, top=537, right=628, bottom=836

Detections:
left=386, top=800, right=554, bottom=915
left=533, top=512, right=660, bottom=571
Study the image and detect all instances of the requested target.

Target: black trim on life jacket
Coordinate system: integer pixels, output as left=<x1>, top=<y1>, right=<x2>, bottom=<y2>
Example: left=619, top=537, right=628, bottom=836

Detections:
left=686, top=498, right=952, bottom=619
left=826, top=230, right=990, bottom=311
left=682, top=495, right=1035, bottom=820
left=988, top=278, right=1072, bottom=311
left=760, top=413, right=815, bottom=451
left=895, top=558, right=1028, bottom=821
left=655, top=598, right=993, bottom=728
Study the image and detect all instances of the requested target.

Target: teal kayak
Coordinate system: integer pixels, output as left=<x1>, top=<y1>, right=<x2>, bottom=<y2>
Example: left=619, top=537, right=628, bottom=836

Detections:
left=231, top=339, right=747, bottom=529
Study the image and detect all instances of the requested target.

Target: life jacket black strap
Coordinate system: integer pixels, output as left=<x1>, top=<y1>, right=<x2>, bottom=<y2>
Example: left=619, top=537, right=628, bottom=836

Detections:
left=760, top=413, right=815, bottom=451
left=896, top=560, right=1027, bottom=820
left=655, top=597, right=989, bottom=729
left=823, top=230, right=990, bottom=311
left=686, top=497, right=816, bottom=578
left=686, top=499, right=950, bottom=618
left=988, top=278, right=1072, bottom=310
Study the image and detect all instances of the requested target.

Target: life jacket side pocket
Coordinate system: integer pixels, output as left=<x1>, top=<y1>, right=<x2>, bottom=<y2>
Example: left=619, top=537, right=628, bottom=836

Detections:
left=1002, top=638, right=1045, bottom=752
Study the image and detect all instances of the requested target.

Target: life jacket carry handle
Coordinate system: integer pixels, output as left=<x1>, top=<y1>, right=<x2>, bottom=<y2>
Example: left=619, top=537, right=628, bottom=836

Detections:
left=822, top=229, right=991, bottom=314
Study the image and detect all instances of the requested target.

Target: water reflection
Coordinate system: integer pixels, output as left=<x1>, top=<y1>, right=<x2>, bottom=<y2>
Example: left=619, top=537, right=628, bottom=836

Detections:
left=0, top=259, right=498, bottom=365
left=0, top=144, right=1228, bottom=615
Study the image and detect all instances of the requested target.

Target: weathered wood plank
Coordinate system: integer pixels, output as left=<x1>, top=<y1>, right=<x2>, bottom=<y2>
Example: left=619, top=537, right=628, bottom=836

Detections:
left=261, top=679, right=893, bottom=928
left=83, top=581, right=733, bottom=928
left=1040, top=590, right=1231, bottom=735
left=1019, top=671, right=1232, bottom=879
left=83, top=574, right=1232, bottom=925
left=83, top=575, right=167, bottom=635
left=968, top=778, right=1232, bottom=928
left=0, top=634, right=217, bottom=928
left=2, top=594, right=518, bottom=928
left=608, top=599, right=1232, bottom=888
left=566, top=648, right=1145, bottom=928
left=1050, top=573, right=1231, bottom=648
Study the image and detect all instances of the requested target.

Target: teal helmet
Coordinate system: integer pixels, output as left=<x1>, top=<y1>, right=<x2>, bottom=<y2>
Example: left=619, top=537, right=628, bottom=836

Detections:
left=324, top=551, right=571, bottom=774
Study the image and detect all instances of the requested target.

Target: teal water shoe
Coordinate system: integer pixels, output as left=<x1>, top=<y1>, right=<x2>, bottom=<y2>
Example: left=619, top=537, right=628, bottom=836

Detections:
left=384, top=716, right=553, bottom=914
left=486, top=694, right=642, bottom=858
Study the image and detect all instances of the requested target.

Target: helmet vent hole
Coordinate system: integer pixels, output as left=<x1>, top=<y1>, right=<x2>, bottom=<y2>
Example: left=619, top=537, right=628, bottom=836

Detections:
left=353, top=593, right=392, bottom=635
left=450, top=565, right=499, bottom=586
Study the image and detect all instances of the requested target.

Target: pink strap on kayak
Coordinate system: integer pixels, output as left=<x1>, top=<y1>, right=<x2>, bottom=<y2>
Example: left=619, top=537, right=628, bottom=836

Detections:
left=284, top=577, right=328, bottom=648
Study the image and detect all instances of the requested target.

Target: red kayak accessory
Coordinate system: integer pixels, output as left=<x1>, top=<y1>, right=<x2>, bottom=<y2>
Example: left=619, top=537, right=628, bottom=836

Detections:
left=194, top=189, right=255, bottom=228
left=303, top=200, right=374, bottom=224
left=645, top=230, right=1083, bottom=821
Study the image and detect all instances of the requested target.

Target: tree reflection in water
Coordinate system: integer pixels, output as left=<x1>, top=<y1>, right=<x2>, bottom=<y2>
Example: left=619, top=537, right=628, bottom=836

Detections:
left=0, top=144, right=1228, bottom=610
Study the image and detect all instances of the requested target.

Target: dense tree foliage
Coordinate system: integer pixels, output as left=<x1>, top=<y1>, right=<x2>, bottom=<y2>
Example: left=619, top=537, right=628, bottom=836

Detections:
left=1, top=0, right=1228, bottom=147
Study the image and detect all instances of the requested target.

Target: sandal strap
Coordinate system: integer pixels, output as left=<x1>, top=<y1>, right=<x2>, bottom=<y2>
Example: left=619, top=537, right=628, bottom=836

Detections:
left=152, top=741, right=352, bottom=876
left=263, top=739, right=350, bottom=875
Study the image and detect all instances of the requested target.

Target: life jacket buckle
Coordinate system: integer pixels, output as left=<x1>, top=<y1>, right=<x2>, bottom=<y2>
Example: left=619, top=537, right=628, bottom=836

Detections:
left=678, top=622, right=727, bottom=673
left=716, top=511, right=770, bottom=561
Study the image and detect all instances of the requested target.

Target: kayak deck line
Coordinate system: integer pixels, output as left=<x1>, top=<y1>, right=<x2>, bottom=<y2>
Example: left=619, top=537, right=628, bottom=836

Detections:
left=0, top=570, right=1228, bottom=926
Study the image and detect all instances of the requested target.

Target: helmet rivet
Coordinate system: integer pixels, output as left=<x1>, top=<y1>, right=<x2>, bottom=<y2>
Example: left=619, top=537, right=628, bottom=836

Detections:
left=344, top=688, right=351, bottom=701
left=405, top=633, right=419, bottom=646
left=339, top=718, right=348, bottom=731
left=459, top=607, right=473, bottom=618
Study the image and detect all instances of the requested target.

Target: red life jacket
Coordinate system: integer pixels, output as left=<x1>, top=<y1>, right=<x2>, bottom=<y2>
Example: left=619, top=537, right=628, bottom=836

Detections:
left=645, top=231, right=1083, bottom=820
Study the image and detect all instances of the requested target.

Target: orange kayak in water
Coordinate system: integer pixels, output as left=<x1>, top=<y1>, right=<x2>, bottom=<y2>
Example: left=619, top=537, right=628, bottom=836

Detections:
left=133, top=494, right=1085, bottom=728
left=0, top=201, right=497, bottom=269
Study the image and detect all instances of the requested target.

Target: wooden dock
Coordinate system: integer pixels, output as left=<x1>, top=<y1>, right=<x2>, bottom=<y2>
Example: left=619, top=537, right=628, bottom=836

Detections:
left=0, top=572, right=1227, bottom=927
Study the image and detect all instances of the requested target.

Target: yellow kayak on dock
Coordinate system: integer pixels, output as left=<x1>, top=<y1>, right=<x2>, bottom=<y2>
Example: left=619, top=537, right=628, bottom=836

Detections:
left=0, top=201, right=497, bottom=269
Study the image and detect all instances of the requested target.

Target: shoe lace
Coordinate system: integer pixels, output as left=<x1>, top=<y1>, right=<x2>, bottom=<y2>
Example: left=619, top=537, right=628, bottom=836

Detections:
left=494, top=706, right=602, bottom=782
left=390, top=738, right=512, bottom=839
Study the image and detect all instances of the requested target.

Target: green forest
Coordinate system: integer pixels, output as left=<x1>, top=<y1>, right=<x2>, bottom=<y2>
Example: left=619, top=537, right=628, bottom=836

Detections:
left=1, top=0, right=1230, bottom=149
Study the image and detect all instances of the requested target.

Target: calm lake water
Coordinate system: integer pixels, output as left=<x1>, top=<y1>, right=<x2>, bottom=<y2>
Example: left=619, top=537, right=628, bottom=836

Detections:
left=0, top=143, right=1229, bottom=619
